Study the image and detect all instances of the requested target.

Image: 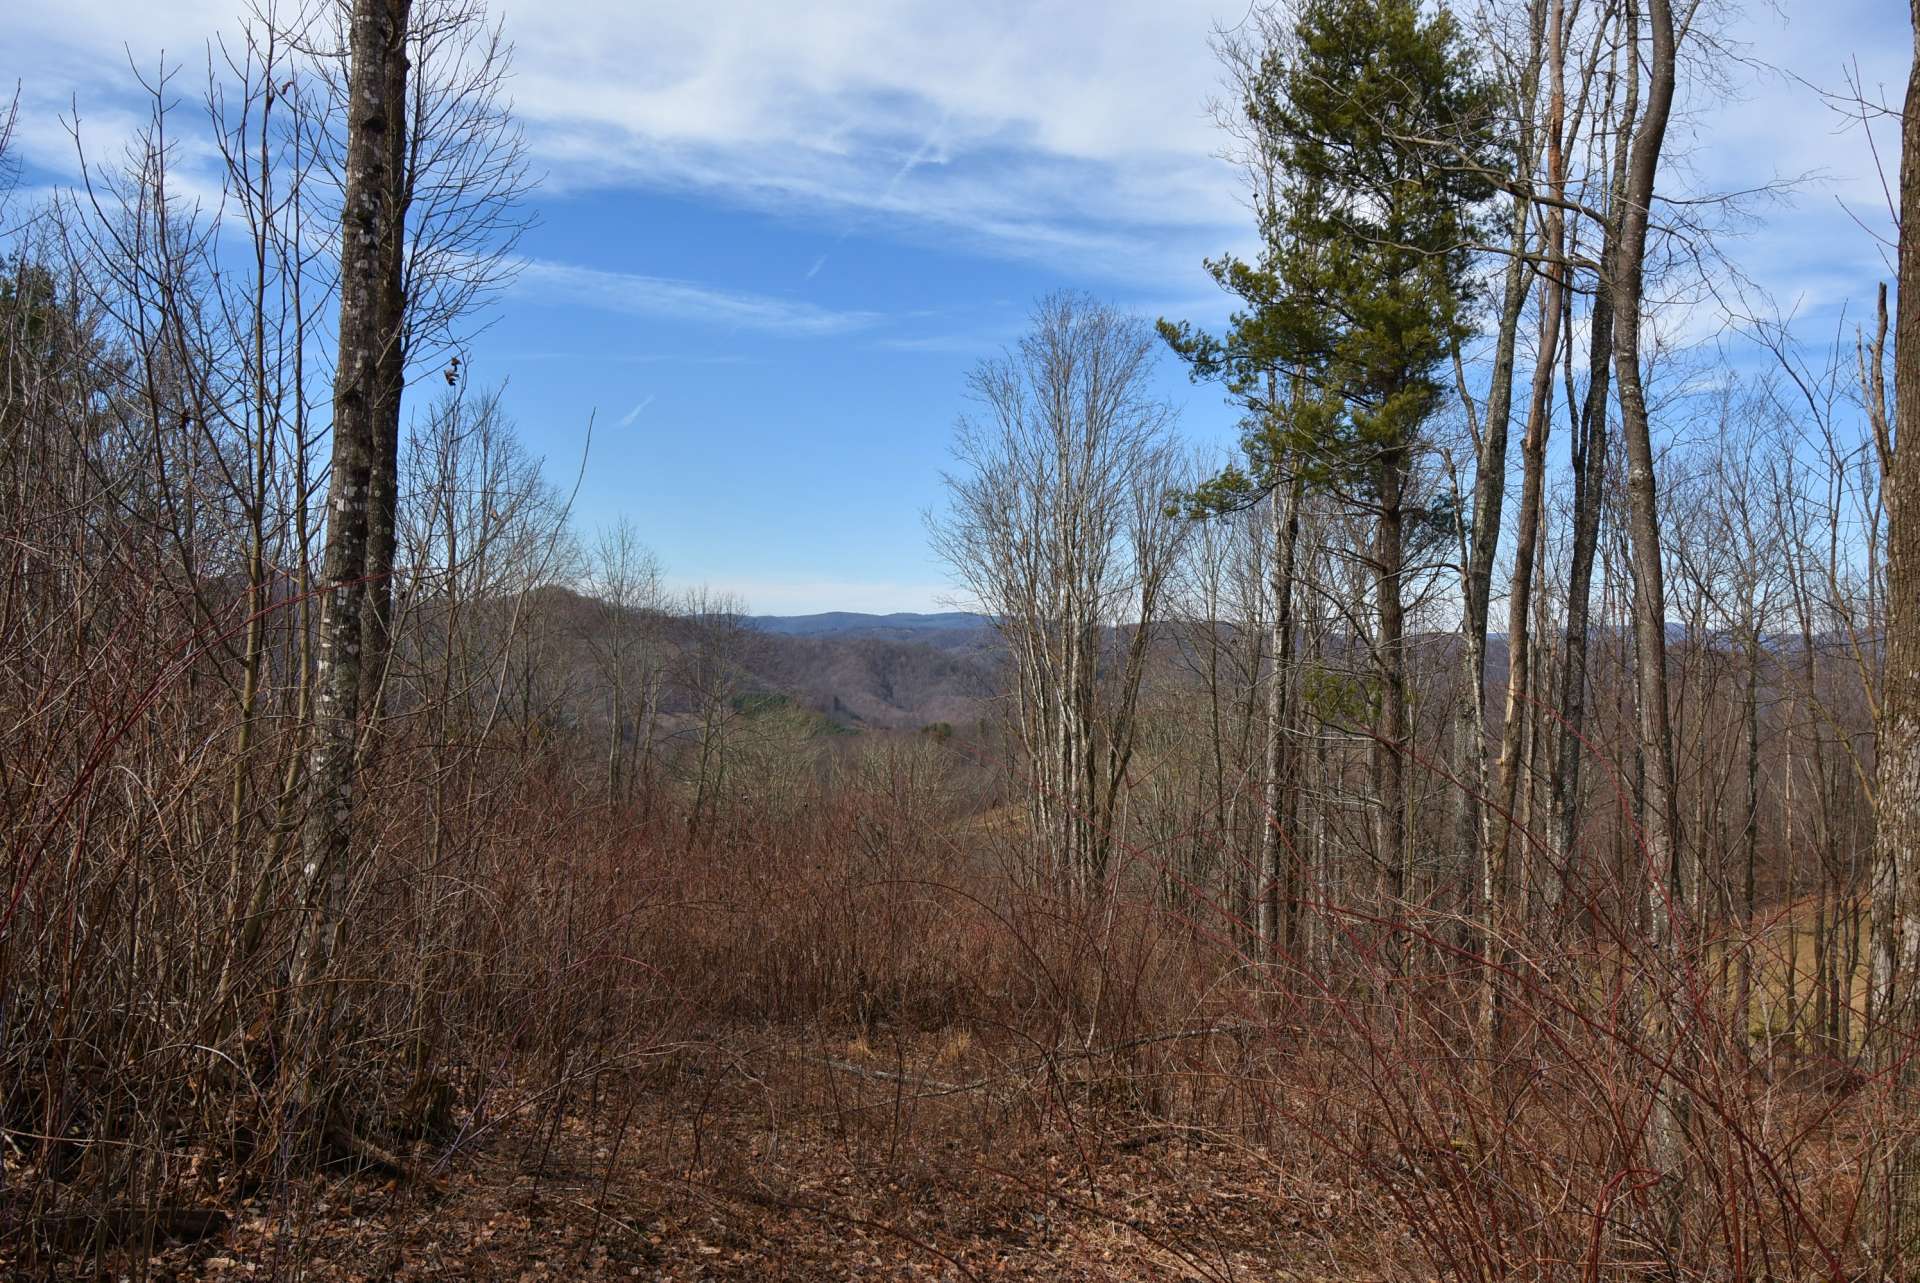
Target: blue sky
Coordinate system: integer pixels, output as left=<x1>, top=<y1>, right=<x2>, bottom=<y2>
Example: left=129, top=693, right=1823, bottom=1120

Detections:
left=4, top=0, right=1909, bottom=612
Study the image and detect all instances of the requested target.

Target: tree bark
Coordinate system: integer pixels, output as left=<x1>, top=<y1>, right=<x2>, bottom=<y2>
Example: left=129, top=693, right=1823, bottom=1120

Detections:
left=1264, top=468, right=1304, bottom=961
left=1375, top=448, right=1410, bottom=904
left=1459, top=188, right=1535, bottom=863
left=1874, top=0, right=1920, bottom=1263
left=359, top=8, right=413, bottom=723
left=1491, top=203, right=1566, bottom=927
left=290, top=0, right=412, bottom=1059
left=1551, top=0, right=1631, bottom=905
left=1611, top=0, right=1687, bottom=1224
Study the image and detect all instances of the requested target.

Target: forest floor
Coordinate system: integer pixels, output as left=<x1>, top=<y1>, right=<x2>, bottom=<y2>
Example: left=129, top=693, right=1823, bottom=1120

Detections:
left=117, top=1026, right=1385, bottom=1281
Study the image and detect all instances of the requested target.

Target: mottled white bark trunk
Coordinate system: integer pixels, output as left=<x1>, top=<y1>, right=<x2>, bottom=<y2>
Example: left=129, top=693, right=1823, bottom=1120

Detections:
left=290, top=0, right=412, bottom=1062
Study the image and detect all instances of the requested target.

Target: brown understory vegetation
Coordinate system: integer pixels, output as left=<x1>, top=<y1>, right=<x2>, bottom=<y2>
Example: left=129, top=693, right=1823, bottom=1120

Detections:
left=4, top=676, right=1909, bottom=1279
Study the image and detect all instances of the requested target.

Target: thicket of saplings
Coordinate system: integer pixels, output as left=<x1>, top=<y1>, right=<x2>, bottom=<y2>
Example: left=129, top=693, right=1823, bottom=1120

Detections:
left=3, top=1, right=1914, bottom=1280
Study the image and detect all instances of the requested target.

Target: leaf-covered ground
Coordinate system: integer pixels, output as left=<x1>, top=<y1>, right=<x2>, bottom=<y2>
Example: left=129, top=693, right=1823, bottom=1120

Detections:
left=118, top=1030, right=1388, bottom=1281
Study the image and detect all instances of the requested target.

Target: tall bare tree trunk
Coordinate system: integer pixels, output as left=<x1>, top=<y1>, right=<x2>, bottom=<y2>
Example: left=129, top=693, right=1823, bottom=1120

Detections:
left=1611, top=0, right=1687, bottom=1224
left=290, top=0, right=412, bottom=1054
left=1376, top=448, right=1410, bottom=905
left=1491, top=200, right=1566, bottom=927
left=1550, top=0, right=1633, bottom=905
left=1462, top=0, right=1547, bottom=1027
left=1263, top=468, right=1304, bottom=961
left=1740, top=621, right=1759, bottom=1046
left=1873, top=1, right=1920, bottom=1262
left=228, top=75, right=280, bottom=914
left=1462, top=185, right=1532, bottom=1018
left=359, top=9, right=413, bottom=723
left=1615, top=0, right=1681, bottom=921
left=1459, top=186, right=1535, bottom=861
left=1549, top=278, right=1614, bottom=884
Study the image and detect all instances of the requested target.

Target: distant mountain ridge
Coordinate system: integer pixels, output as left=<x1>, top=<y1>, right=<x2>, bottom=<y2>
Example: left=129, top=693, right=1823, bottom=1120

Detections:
left=510, top=589, right=1000, bottom=732
left=741, top=612, right=1001, bottom=728
left=748, top=611, right=996, bottom=640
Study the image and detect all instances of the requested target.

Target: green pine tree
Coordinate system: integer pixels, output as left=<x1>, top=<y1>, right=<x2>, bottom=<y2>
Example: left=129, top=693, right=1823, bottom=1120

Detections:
left=1164, top=0, right=1495, bottom=898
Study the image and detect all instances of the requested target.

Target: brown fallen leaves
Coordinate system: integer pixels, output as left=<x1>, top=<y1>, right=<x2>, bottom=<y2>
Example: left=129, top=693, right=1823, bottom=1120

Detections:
left=89, top=1027, right=1389, bottom=1282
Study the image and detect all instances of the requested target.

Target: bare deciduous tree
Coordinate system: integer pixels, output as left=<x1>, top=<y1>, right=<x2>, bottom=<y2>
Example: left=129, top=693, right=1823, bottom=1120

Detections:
left=290, top=0, right=413, bottom=1096
left=933, top=292, right=1184, bottom=899
left=584, top=518, right=667, bottom=807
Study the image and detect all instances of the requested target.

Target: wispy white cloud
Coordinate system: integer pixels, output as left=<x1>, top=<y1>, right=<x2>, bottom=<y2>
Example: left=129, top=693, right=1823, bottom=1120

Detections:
left=464, top=0, right=1252, bottom=280
left=872, top=332, right=1006, bottom=355
left=514, top=259, right=883, bottom=336
left=874, top=290, right=1232, bottom=359
left=617, top=393, right=655, bottom=427
left=6, top=0, right=1906, bottom=322
left=883, top=118, right=949, bottom=202
left=492, top=0, right=1902, bottom=298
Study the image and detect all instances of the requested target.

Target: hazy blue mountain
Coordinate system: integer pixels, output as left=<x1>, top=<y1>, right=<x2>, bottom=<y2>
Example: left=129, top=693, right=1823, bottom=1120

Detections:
left=748, top=611, right=996, bottom=640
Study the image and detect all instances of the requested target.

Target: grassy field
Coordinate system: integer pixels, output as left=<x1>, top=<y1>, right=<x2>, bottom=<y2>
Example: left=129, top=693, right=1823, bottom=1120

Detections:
left=1705, top=894, right=1874, bottom=1047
